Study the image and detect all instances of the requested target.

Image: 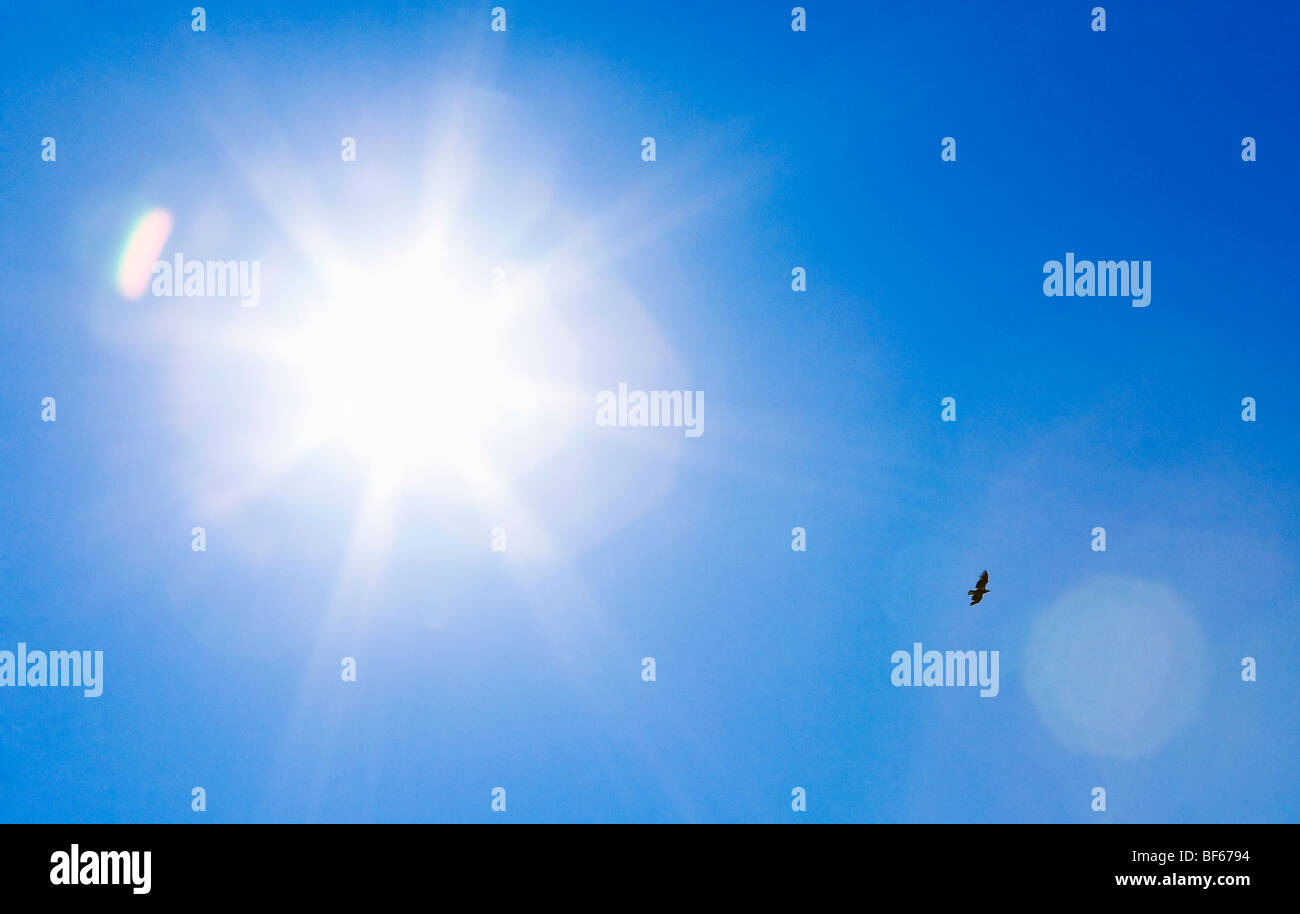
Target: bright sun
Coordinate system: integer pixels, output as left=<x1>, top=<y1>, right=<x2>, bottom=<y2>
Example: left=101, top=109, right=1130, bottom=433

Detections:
left=130, top=86, right=698, bottom=568
left=283, top=254, right=543, bottom=492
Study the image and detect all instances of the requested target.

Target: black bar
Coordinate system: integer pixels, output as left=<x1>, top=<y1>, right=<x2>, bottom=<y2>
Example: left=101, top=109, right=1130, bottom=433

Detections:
left=0, top=824, right=1280, bottom=899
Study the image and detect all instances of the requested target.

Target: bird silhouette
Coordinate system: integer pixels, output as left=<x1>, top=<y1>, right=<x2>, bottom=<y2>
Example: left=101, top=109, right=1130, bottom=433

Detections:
left=968, top=570, right=990, bottom=605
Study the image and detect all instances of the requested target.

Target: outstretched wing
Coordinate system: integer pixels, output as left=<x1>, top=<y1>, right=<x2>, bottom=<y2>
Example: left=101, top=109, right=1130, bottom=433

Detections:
left=969, top=591, right=983, bottom=605
left=976, top=570, right=988, bottom=589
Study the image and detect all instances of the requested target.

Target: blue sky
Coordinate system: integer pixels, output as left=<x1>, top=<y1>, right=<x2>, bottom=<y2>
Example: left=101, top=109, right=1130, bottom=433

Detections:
left=1, top=1, right=1297, bottom=822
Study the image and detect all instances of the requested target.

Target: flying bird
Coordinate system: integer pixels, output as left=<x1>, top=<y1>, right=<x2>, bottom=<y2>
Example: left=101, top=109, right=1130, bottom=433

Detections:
left=968, top=570, right=990, bottom=605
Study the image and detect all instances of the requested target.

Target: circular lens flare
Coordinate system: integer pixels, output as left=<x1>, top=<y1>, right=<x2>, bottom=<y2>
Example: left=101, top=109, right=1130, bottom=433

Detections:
left=1024, top=577, right=1207, bottom=758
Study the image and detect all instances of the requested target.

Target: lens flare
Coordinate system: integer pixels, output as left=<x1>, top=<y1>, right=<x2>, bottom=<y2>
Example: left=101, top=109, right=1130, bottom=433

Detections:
left=1024, top=577, right=1207, bottom=758
left=116, top=208, right=173, bottom=299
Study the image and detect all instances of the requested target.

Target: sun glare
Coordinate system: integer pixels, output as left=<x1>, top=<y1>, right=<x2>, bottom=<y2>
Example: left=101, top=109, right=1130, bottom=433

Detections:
left=281, top=254, right=547, bottom=492
left=117, top=87, right=701, bottom=568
